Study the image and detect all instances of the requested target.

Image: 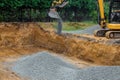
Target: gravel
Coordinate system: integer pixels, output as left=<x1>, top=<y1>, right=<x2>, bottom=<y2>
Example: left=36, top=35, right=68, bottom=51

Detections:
left=12, top=52, right=78, bottom=80
left=63, top=25, right=100, bottom=35
left=12, top=51, right=120, bottom=80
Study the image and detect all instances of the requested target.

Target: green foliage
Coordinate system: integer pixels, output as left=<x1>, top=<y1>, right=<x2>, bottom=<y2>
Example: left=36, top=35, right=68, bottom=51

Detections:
left=104, top=2, right=109, bottom=20
left=0, top=0, right=109, bottom=22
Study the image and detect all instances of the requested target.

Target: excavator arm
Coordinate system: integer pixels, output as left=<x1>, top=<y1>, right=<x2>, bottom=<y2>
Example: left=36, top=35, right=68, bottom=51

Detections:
left=98, top=0, right=106, bottom=28
left=51, top=0, right=68, bottom=8
left=52, top=0, right=64, bottom=7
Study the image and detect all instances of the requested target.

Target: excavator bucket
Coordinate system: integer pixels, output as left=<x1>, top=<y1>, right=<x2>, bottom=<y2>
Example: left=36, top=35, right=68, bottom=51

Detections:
left=48, top=9, right=63, bottom=34
left=48, top=1, right=69, bottom=19
left=48, top=9, right=60, bottom=19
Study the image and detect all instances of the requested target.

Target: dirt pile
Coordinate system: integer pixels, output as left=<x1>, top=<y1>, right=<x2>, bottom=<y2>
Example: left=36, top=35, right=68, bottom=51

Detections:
left=0, top=64, right=21, bottom=80
left=0, top=22, right=36, bottom=48
left=0, top=22, right=120, bottom=65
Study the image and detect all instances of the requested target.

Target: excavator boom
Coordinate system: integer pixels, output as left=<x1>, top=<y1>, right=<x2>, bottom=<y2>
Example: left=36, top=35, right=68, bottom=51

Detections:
left=98, top=0, right=106, bottom=28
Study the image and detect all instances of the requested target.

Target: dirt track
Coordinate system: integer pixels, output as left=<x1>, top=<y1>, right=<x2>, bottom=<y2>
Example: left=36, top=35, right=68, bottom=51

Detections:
left=0, top=22, right=120, bottom=80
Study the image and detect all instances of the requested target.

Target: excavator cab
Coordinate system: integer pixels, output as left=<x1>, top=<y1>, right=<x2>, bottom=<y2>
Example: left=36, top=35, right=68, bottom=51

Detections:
left=109, top=0, right=120, bottom=23
left=95, top=0, right=120, bottom=39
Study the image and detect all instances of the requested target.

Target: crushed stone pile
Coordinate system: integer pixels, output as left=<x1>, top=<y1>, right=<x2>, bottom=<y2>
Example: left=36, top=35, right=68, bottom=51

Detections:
left=12, top=52, right=120, bottom=80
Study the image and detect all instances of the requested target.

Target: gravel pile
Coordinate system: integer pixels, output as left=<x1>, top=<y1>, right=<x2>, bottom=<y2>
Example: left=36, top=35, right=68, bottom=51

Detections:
left=12, top=52, right=120, bottom=80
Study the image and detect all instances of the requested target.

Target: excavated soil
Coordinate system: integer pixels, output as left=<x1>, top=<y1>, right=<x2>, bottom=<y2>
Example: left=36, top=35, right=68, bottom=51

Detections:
left=0, top=22, right=120, bottom=65
left=0, top=22, right=120, bottom=80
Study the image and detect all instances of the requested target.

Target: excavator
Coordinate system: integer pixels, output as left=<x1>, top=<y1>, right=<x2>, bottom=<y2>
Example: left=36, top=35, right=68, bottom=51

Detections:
left=48, top=0, right=69, bottom=34
left=95, top=0, right=120, bottom=39
left=49, top=0, right=120, bottom=39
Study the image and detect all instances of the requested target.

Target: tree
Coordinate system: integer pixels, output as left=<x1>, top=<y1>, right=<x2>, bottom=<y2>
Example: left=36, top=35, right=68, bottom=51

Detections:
left=0, top=0, right=110, bottom=22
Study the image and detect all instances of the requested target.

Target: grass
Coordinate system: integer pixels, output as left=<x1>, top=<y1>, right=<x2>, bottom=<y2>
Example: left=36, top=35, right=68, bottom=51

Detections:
left=40, top=21, right=96, bottom=31
left=62, top=21, right=96, bottom=31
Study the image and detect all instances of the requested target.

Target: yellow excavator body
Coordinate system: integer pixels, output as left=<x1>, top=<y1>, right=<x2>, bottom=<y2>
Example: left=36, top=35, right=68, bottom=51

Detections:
left=107, top=24, right=120, bottom=30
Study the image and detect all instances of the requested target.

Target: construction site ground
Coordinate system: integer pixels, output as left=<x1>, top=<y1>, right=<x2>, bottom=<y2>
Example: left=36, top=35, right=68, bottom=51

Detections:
left=0, top=22, right=120, bottom=80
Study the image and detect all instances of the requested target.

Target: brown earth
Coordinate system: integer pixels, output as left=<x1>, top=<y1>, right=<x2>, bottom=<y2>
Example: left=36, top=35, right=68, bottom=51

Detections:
left=0, top=22, right=120, bottom=65
left=0, top=47, right=43, bottom=80
left=0, top=22, right=120, bottom=80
